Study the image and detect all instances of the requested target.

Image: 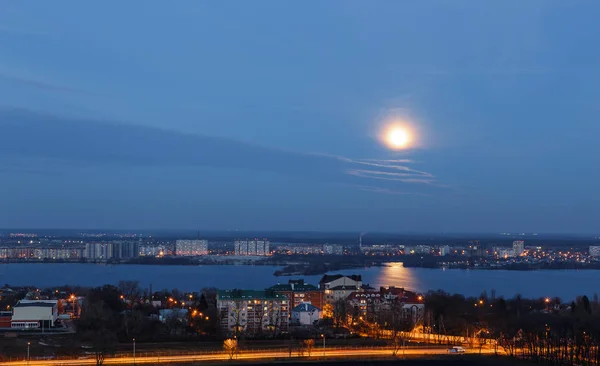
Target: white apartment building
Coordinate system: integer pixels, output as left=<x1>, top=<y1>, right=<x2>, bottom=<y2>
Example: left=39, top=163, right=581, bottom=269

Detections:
left=234, top=239, right=270, bottom=256
left=112, top=241, right=140, bottom=259
left=439, top=245, right=451, bottom=256
left=84, top=243, right=113, bottom=260
left=405, top=245, right=432, bottom=255
left=175, top=240, right=208, bottom=256
left=139, top=245, right=167, bottom=257
left=513, top=241, right=525, bottom=256
left=495, top=247, right=515, bottom=259
left=590, top=246, right=600, bottom=257
left=319, top=274, right=363, bottom=303
left=217, top=289, right=289, bottom=336
left=323, top=244, right=344, bottom=255
left=277, top=245, right=322, bottom=255
left=31, top=247, right=84, bottom=260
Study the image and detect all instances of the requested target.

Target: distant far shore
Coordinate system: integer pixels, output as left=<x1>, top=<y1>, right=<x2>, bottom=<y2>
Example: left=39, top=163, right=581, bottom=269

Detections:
left=4, top=255, right=600, bottom=278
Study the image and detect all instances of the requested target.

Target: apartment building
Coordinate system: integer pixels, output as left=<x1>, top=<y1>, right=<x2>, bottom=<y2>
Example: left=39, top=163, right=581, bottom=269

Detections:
left=346, top=286, right=424, bottom=324
left=234, top=239, right=270, bottom=256
left=323, top=244, right=344, bottom=255
left=319, top=274, right=362, bottom=303
left=175, top=240, right=208, bottom=256
left=217, top=289, right=289, bottom=336
left=268, top=279, right=324, bottom=310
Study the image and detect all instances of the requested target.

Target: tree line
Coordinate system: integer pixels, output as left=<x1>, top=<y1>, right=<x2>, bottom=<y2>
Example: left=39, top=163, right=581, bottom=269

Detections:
left=422, top=290, right=600, bottom=365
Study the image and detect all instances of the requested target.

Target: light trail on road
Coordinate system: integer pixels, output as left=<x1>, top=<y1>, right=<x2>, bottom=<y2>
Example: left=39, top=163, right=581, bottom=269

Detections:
left=0, top=346, right=495, bottom=366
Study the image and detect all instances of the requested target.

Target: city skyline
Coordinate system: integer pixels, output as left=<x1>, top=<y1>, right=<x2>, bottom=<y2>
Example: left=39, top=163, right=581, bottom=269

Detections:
left=1, top=2, right=600, bottom=233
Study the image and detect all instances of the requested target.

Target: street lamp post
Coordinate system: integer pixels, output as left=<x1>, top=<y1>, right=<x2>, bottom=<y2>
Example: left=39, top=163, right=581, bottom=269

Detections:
left=27, top=342, right=30, bottom=366
left=133, top=338, right=136, bottom=365
left=321, top=334, right=325, bottom=356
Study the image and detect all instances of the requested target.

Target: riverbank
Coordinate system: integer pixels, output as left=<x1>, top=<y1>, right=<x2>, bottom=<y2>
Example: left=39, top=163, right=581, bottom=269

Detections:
left=2, top=262, right=600, bottom=299
left=3, top=254, right=600, bottom=276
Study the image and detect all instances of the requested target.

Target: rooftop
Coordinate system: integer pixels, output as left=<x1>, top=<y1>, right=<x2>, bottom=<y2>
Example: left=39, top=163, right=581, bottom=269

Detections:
left=14, top=302, right=56, bottom=308
left=292, top=302, right=321, bottom=312
left=269, top=283, right=319, bottom=292
left=159, top=308, right=188, bottom=317
left=319, top=274, right=362, bottom=284
left=218, top=289, right=288, bottom=301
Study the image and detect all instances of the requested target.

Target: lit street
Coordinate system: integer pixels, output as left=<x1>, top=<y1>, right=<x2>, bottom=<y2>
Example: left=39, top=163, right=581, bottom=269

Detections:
left=0, top=346, right=494, bottom=365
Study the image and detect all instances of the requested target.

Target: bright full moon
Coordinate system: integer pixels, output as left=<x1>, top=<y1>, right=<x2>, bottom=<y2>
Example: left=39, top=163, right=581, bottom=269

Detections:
left=387, top=128, right=409, bottom=149
left=381, top=125, right=413, bottom=150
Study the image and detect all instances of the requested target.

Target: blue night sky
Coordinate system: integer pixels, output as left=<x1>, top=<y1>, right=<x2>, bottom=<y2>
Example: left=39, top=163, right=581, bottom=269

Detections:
left=1, top=1, right=599, bottom=233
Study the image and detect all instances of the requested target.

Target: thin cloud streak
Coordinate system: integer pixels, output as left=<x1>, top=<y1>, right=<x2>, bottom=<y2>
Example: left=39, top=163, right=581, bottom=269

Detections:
left=346, top=169, right=433, bottom=180
left=347, top=170, right=435, bottom=185
left=0, top=108, right=446, bottom=195
left=346, top=158, right=434, bottom=177
left=355, top=185, right=431, bottom=197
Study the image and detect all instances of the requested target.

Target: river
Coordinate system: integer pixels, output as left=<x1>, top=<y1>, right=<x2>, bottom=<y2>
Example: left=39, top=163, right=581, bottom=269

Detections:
left=0, top=262, right=598, bottom=301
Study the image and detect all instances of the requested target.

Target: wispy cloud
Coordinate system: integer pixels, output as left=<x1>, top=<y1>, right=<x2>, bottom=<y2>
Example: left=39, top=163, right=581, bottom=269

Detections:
left=0, top=108, right=446, bottom=195
left=346, top=169, right=434, bottom=184
left=343, top=158, right=431, bottom=175
left=355, top=185, right=431, bottom=196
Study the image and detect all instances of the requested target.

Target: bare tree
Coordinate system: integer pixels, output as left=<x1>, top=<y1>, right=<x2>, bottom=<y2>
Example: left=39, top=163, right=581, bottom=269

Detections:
left=267, top=305, right=282, bottom=337
left=230, top=299, right=246, bottom=339
left=391, top=334, right=403, bottom=356
left=118, top=280, right=141, bottom=306
left=475, top=328, right=489, bottom=354
left=78, top=303, right=118, bottom=365
left=333, top=299, right=348, bottom=329
left=303, top=339, right=315, bottom=357
left=223, top=338, right=238, bottom=360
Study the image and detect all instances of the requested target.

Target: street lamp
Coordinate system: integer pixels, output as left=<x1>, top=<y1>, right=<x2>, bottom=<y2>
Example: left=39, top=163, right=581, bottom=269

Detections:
left=27, top=342, right=30, bottom=366
left=70, top=294, right=78, bottom=318
left=133, top=338, right=136, bottom=365
left=321, top=334, right=325, bottom=356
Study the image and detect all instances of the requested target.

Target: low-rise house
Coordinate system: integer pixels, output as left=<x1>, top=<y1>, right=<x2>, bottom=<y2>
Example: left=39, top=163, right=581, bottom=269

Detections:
left=151, top=300, right=162, bottom=308
left=158, top=308, right=188, bottom=323
left=291, top=302, right=321, bottom=325
left=0, top=311, right=12, bottom=328
left=11, top=300, right=58, bottom=329
left=217, top=289, right=289, bottom=336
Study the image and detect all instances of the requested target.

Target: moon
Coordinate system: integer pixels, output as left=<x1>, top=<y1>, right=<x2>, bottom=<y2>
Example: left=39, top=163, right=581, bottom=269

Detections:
left=380, top=124, right=414, bottom=150
left=387, top=128, right=410, bottom=149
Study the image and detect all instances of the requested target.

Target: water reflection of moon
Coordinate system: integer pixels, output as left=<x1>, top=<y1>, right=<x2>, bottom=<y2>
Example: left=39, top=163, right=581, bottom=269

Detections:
left=375, top=262, right=422, bottom=292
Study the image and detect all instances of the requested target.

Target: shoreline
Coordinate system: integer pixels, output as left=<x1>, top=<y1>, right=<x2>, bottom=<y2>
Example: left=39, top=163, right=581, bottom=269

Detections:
left=3, top=259, right=600, bottom=276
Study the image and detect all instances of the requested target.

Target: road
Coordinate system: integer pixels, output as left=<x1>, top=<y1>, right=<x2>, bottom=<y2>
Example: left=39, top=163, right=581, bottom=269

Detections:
left=377, top=330, right=496, bottom=347
left=0, top=346, right=494, bottom=365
